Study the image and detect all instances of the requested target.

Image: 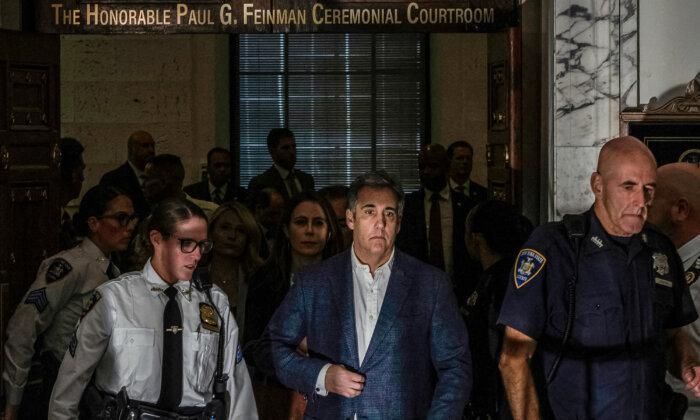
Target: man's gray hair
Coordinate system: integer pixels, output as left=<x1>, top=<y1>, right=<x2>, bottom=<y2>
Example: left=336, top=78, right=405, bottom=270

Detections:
left=347, top=170, right=405, bottom=217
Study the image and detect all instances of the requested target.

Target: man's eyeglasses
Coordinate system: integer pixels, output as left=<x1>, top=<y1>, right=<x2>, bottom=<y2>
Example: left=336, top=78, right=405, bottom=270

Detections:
left=176, top=237, right=213, bottom=254
left=98, top=212, right=139, bottom=227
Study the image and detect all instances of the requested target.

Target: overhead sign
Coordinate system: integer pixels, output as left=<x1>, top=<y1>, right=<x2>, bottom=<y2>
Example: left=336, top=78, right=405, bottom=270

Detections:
left=36, top=0, right=519, bottom=33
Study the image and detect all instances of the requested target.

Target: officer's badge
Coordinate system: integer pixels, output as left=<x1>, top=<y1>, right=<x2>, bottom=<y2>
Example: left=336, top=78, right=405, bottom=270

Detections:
left=199, top=303, right=219, bottom=332
left=652, top=253, right=670, bottom=276
left=513, top=249, right=546, bottom=289
left=25, top=288, right=49, bottom=313
left=46, top=258, right=72, bottom=283
left=685, top=271, right=696, bottom=286
left=236, top=344, right=243, bottom=365
left=81, top=291, right=101, bottom=319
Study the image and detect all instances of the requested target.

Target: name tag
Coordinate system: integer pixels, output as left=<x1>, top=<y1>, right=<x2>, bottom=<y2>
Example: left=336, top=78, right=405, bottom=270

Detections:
left=655, top=277, right=673, bottom=288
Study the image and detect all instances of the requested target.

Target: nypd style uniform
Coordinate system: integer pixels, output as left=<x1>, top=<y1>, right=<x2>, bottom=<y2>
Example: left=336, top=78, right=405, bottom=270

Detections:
left=2, top=238, right=118, bottom=407
left=498, top=209, right=697, bottom=419
left=48, top=260, right=258, bottom=420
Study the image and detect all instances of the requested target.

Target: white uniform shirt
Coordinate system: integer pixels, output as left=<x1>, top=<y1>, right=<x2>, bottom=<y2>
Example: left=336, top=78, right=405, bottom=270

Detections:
left=314, top=247, right=394, bottom=398
left=48, top=260, right=258, bottom=420
left=2, top=238, right=115, bottom=405
left=667, top=234, right=700, bottom=418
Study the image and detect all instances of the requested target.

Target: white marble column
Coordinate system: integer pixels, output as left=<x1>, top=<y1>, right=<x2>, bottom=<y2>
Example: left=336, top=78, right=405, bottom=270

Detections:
left=551, top=0, right=638, bottom=217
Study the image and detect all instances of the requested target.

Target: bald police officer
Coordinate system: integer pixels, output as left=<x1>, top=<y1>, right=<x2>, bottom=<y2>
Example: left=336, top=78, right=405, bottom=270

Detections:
left=498, top=137, right=700, bottom=419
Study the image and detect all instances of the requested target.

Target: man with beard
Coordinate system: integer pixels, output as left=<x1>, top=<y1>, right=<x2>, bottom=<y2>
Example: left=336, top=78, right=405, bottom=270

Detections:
left=396, top=144, right=478, bottom=300
left=247, top=128, right=315, bottom=202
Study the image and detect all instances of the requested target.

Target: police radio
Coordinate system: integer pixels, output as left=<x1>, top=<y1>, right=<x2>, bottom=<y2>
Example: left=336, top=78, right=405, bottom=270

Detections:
left=192, top=265, right=229, bottom=419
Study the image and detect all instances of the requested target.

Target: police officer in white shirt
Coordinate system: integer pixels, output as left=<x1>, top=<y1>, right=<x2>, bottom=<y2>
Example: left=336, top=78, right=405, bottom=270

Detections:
left=3, top=185, right=136, bottom=420
left=49, top=197, right=258, bottom=420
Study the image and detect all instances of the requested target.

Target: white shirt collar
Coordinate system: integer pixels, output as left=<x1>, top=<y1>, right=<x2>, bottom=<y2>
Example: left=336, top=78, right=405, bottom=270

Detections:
left=209, top=181, right=228, bottom=196
left=350, top=245, right=395, bottom=277
left=80, top=237, right=110, bottom=271
left=424, top=184, right=451, bottom=201
left=127, top=160, right=144, bottom=179
left=679, top=234, right=700, bottom=265
left=143, top=259, right=193, bottom=300
left=273, top=163, right=290, bottom=178
left=449, top=177, right=470, bottom=191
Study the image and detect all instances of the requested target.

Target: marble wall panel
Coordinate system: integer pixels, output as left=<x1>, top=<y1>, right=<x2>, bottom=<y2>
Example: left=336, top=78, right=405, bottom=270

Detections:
left=553, top=146, right=599, bottom=216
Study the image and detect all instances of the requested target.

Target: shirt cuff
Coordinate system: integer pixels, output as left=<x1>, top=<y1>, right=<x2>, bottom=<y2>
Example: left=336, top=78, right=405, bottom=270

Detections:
left=314, top=363, right=331, bottom=396
left=3, top=379, right=25, bottom=406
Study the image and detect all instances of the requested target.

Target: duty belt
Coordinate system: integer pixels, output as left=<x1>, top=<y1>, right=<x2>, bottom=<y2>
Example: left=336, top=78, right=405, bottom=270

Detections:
left=100, top=389, right=206, bottom=420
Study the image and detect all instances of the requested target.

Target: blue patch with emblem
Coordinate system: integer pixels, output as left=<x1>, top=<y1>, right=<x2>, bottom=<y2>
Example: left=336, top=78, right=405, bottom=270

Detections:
left=236, top=344, right=243, bottom=365
left=513, top=249, right=547, bottom=289
left=25, top=288, right=49, bottom=313
left=46, top=258, right=72, bottom=283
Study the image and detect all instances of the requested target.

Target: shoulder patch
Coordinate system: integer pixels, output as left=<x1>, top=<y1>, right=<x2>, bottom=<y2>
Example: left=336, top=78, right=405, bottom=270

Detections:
left=25, top=288, right=49, bottom=313
left=81, top=291, right=102, bottom=319
left=199, top=303, right=219, bottom=332
left=46, top=258, right=72, bottom=283
left=236, top=344, right=243, bottom=365
left=513, top=249, right=547, bottom=289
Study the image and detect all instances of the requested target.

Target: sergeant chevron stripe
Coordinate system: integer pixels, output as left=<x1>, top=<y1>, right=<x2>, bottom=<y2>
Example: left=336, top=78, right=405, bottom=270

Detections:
left=25, top=288, right=49, bottom=313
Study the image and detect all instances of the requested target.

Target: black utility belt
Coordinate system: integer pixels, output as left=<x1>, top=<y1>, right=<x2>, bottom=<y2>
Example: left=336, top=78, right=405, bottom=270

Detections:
left=101, top=393, right=206, bottom=420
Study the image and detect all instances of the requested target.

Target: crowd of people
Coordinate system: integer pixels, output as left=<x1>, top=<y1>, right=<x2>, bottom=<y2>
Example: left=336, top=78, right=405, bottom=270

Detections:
left=2, top=127, right=700, bottom=420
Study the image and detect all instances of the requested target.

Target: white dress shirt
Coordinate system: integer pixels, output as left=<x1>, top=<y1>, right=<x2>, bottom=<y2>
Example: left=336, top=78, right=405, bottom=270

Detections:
left=449, top=178, right=472, bottom=196
left=209, top=181, right=229, bottom=202
left=423, top=186, right=454, bottom=275
left=314, top=246, right=395, bottom=398
left=667, top=234, right=700, bottom=418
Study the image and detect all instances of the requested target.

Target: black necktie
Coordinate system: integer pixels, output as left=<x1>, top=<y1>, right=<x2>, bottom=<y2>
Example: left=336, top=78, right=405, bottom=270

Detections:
left=158, top=286, right=183, bottom=410
left=106, top=261, right=119, bottom=280
left=287, top=172, right=300, bottom=197
left=429, top=193, right=444, bottom=270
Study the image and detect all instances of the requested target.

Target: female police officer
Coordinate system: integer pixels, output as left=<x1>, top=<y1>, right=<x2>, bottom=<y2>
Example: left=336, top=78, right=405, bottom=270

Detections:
left=3, top=185, right=135, bottom=420
left=48, top=198, right=258, bottom=419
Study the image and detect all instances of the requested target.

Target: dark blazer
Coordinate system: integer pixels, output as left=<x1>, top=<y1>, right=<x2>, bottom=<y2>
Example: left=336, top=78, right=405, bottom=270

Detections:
left=247, top=166, right=315, bottom=201
left=183, top=180, right=247, bottom=204
left=99, top=162, right=149, bottom=217
left=261, top=249, right=471, bottom=419
left=396, top=189, right=479, bottom=300
left=467, top=180, right=488, bottom=204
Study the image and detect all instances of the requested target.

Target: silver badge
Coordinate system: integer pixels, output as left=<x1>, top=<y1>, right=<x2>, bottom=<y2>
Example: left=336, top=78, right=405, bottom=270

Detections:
left=591, top=236, right=604, bottom=248
left=652, top=253, right=670, bottom=276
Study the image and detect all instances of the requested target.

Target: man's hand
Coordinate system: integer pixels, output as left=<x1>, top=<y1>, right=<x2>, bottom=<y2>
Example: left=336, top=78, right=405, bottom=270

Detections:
left=682, top=366, right=700, bottom=397
left=325, top=364, right=365, bottom=398
left=4, top=403, right=18, bottom=420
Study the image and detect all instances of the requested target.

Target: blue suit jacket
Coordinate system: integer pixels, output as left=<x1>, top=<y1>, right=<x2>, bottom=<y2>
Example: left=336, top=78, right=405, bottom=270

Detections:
left=264, top=249, right=472, bottom=419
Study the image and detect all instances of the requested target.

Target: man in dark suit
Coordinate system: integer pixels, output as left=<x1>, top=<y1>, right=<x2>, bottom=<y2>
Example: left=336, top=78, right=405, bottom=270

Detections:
left=247, top=128, right=314, bottom=201
left=57, top=137, right=85, bottom=250
left=447, top=140, right=487, bottom=203
left=99, top=130, right=154, bottom=217
left=183, top=147, right=246, bottom=204
left=262, top=171, right=471, bottom=419
left=397, top=144, right=479, bottom=300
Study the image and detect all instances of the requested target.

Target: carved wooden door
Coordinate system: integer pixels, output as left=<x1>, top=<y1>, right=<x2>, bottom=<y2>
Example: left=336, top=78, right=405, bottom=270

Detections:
left=0, top=30, right=60, bottom=357
left=486, top=27, right=522, bottom=207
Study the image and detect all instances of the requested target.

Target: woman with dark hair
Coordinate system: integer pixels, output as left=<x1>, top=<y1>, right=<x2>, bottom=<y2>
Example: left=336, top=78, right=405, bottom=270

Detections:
left=49, top=198, right=258, bottom=420
left=243, top=191, right=344, bottom=420
left=462, top=200, right=534, bottom=420
left=207, top=201, right=264, bottom=334
left=3, top=185, right=135, bottom=420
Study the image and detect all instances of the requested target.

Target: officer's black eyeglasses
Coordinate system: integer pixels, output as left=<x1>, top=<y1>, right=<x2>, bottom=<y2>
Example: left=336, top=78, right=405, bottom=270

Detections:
left=175, top=237, right=213, bottom=254
left=98, top=212, right=139, bottom=227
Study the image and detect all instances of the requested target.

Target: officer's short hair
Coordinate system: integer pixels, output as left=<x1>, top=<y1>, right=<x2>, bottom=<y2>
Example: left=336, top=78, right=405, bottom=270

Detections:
left=468, top=200, right=533, bottom=257
left=446, top=140, right=473, bottom=159
left=267, top=128, right=295, bottom=150
left=74, top=185, right=126, bottom=236
left=207, top=147, right=230, bottom=165
left=347, top=170, right=404, bottom=217
left=59, top=137, right=84, bottom=181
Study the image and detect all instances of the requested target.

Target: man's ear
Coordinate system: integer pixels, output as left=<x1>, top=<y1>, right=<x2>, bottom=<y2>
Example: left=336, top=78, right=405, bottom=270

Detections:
left=672, top=198, right=691, bottom=222
left=345, top=208, right=355, bottom=231
left=87, top=216, right=99, bottom=234
left=590, top=172, right=603, bottom=197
